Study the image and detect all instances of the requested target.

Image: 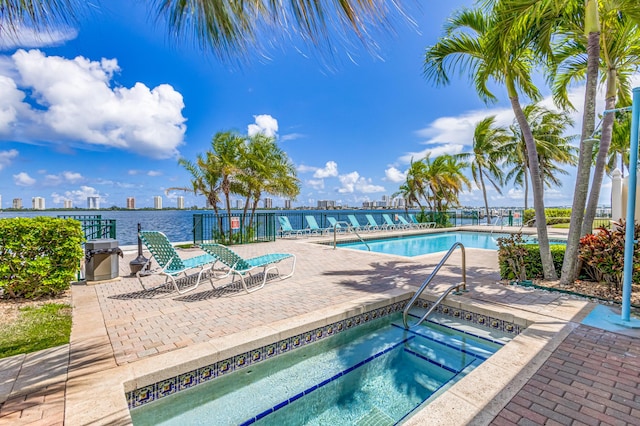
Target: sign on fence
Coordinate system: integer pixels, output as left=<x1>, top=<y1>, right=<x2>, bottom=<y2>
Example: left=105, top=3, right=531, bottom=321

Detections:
left=230, top=217, right=240, bottom=230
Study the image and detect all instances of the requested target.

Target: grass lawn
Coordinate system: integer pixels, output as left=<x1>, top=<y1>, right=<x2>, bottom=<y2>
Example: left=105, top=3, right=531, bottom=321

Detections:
left=0, top=303, right=72, bottom=359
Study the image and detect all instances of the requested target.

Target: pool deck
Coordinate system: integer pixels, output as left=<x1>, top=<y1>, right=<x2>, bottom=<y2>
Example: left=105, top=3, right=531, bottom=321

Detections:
left=1, top=225, right=639, bottom=425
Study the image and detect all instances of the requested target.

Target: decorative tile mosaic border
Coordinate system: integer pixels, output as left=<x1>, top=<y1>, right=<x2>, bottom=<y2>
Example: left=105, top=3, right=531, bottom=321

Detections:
left=127, top=298, right=522, bottom=410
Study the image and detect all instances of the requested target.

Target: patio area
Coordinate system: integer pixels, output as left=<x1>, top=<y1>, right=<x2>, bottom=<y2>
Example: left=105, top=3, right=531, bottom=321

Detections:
left=1, top=226, right=639, bottom=425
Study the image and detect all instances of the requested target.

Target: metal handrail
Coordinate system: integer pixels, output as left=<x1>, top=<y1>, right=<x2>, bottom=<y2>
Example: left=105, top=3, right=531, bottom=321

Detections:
left=402, top=242, right=466, bottom=329
left=332, top=221, right=370, bottom=251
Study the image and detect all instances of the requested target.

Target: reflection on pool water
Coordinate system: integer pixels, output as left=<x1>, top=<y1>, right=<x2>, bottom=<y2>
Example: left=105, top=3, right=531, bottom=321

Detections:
left=129, top=309, right=514, bottom=425
left=337, top=231, right=565, bottom=257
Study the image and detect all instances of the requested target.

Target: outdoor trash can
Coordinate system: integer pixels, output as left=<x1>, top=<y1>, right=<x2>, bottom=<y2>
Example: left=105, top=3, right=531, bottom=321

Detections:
left=85, top=239, right=123, bottom=281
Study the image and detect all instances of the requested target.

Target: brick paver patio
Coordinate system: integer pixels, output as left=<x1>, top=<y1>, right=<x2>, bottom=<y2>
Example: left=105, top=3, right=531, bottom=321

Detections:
left=1, top=227, right=639, bottom=425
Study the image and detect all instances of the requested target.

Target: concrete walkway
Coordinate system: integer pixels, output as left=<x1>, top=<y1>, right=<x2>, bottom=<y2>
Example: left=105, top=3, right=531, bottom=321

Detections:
left=0, top=226, right=638, bottom=425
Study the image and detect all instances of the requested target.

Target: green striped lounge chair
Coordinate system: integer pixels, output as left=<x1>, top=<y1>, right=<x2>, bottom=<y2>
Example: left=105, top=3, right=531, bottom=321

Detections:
left=138, top=231, right=217, bottom=294
left=199, top=243, right=296, bottom=293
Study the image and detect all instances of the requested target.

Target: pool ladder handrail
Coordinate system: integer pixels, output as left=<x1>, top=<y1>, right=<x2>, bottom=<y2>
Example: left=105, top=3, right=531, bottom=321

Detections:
left=402, top=242, right=466, bottom=329
left=333, top=221, right=370, bottom=251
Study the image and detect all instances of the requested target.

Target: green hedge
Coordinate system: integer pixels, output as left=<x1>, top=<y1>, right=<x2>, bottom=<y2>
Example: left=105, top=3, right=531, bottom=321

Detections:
left=499, top=243, right=566, bottom=280
left=0, top=217, right=84, bottom=299
left=523, top=208, right=572, bottom=227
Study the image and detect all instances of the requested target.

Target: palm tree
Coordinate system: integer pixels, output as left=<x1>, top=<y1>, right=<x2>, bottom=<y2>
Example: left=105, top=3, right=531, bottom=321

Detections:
left=469, top=116, right=509, bottom=224
left=393, top=159, right=429, bottom=211
left=238, top=134, right=300, bottom=225
left=2, top=1, right=403, bottom=58
left=606, top=110, right=631, bottom=176
left=423, top=154, right=470, bottom=212
left=423, top=6, right=558, bottom=279
left=551, top=4, right=640, bottom=235
left=489, top=0, right=640, bottom=284
left=166, top=155, right=222, bottom=213
left=503, top=104, right=577, bottom=209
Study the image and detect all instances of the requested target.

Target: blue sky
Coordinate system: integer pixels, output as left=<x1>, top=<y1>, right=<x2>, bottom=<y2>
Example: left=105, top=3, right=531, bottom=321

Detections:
left=0, top=0, right=620, bottom=209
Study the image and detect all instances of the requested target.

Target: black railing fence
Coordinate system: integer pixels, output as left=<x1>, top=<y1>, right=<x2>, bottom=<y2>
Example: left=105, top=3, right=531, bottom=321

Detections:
left=193, top=213, right=276, bottom=244
left=58, top=215, right=117, bottom=240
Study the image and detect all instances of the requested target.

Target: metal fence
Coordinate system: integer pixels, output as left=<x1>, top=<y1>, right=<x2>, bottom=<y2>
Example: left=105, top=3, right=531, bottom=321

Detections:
left=193, top=213, right=277, bottom=244
left=57, top=215, right=117, bottom=240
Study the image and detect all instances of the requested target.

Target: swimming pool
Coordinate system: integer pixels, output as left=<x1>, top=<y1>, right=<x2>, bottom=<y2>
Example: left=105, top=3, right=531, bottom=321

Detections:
left=337, top=231, right=513, bottom=256
left=129, top=306, right=513, bottom=425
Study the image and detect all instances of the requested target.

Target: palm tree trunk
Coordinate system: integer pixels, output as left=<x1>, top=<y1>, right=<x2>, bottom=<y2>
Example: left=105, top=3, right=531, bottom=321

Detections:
left=508, top=82, right=557, bottom=279
left=560, top=24, right=601, bottom=285
left=582, top=69, right=616, bottom=235
left=524, top=171, right=529, bottom=211
left=479, top=167, right=491, bottom=225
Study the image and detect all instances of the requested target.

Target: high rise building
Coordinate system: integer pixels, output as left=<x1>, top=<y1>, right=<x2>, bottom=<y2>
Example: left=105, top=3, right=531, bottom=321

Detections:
left=12, top=198, right=23, bottom=209
left=63, top=200, right=73, bottom=209
left=235, top=199, right=243, bottom=209
left=154, top=196, right=162, bottom=209
left=317, top=200, right=336, bottom=209
left=0, top=194, right=2, bottom=209
left=177, top=196, right=184, bottom=209
left=263, top=197, right=273, bottom=209
left=284, top=199, right=292, bottom=209
left=87, top=196, right=100, bottom=209
left=32, top=197, right=45, bottom=210
left=126, top=197, right=135, bottom=209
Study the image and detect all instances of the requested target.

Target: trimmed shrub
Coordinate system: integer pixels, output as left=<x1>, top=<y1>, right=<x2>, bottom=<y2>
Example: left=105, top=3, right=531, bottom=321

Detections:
left=523, top=208, right=572, bottom=227
left=0, top=217, right=84, bottom=299
left=578, top=220, right=640, bottom=290
left=497, top=232, right=564, bottom=280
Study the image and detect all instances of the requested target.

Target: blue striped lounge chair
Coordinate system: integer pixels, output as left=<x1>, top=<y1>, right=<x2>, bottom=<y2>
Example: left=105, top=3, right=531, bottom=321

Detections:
left=138, top=231, right=217, bottom=294
left=327, top=216, right=347, bottom=233
left=364, top=214, right=381, bottom=231
left=305, top=215, right=331, bottom=235
left=278, top=216, right=307, bottom=238
left=397, top=215, right=418, bottom=229
left=347, top=214, right=370, bottom=232
left=381, top=214, right=398, bottom=230
left=199, top=243, right=296, bottom=293
left=409, top=213, right=436, bottom=229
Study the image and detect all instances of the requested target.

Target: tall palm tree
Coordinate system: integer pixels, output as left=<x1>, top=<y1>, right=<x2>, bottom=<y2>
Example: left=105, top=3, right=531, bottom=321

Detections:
left=2, top=1, right=403, bottom=58
left=469, top=116, right=509, bottom=224
left=503, top=104, right=577, bottom=210
left=393, top=159, right=429, bottom=211
left=552, top=4, right=640, bottom=235
left=488, top=0, right=640, bottom=284
left=424, top=6, right=558, bottom=279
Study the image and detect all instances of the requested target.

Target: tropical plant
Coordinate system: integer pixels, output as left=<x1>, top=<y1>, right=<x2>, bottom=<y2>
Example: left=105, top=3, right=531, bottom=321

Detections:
left=606, top=109, right=631, bottom=176
left=550, top=2, right=640, bottom=235
left=423, top=5, right=558, bottom=279
left=1, top=0, right=404, bottom=59
left=469, top=116, right=509, bottom=224
left=503, top=104, right=577, bottom=209
left=423, top=154, right=471, bottom=212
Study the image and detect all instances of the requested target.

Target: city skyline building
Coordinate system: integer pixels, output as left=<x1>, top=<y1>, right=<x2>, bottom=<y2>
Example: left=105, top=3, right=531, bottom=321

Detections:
left=12, top=198, right=22, bottom=209
left=127, top=197, right=135, bottom=209
left=154, top=196, right=162, bottom=209
left=284, top=199, right=292, bottom=209
left=0, top=194, right=2, bottom=209
left=317, top=200, right=336, bottom=209
left=234, top=199, right=243, bottom=210
left=63, top=200, right=73, bottom=209
left=87, top=196, right=99, bottom=209
left=32, top=197, right=45, bottom=210
left=263, top=198, right=273, bottom=209
left=177, top=196, right=184, bottom=209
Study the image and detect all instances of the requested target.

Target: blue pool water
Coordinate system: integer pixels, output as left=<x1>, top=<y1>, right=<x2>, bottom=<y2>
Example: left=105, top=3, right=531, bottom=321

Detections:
left=130, top=311, right=510, bottom=425
left=338, top=231, right=514, bottom=256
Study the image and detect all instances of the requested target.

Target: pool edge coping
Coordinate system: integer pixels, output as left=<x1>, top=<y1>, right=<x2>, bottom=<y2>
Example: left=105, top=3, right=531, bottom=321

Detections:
left=64, top=282, right=593, bottom=426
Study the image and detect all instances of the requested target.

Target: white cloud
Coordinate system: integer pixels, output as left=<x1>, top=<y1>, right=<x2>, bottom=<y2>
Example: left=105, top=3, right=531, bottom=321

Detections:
left=147, top=170, right=162, bottom=176
left=0, top=149, right=18, bottom=170
left=51, top=185, right=103, bottom=205
left=0, top=49, right=186, bottom=159
left=13, top=171, right=35, bottom=186
left=337, top=171, right=385, bottom=194
left=247, top=114, right=278, bottom=137
left=0, top=25, right=78, bottom=49
left=297, top=164, right=317, bottom=173
left=384, top=166, right=406, bottom=183
left=399, top=143, right=465, bottom=164
left=43, top=170, right=84, bottom=186
left=281, top=133, right=304, bottom=142
left=62, top=171, right=83, bottom=183
left=307, top=179, right=325, bottom=190
left=313, top=161, right=339, bottom=178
